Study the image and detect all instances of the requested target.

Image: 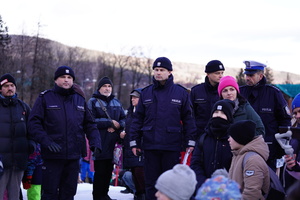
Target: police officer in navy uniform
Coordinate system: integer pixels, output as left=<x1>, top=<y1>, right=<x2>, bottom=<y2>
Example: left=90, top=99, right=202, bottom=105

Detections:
left=28, top=66, right=102, bottom=200
left=190, top=60, right=225, bottom=138
left=129, top=57, right=197, bottom=200
left=239, top=60, right=291, bottom=170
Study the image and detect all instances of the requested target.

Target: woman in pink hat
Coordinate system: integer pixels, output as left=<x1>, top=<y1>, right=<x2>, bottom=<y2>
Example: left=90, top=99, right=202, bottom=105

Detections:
left=218, top=75, right=265, bottom=136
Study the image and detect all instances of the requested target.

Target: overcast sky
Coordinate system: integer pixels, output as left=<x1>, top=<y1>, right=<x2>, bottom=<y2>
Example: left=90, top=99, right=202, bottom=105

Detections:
left=1, top=0, right=300, bottom=74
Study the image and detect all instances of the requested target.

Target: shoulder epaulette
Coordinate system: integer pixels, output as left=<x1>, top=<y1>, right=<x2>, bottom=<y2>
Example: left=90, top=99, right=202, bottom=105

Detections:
left=74, top=90, right=85, bottom=98
left=239, top=85, right=247, bottom=89
left=191, top=83, right=203, bottom=90
left=267, top=84, right=281, bottom=92
left=176, top=84, right=189, bottom=92
left=141, top=84, right=153, bottom=91
left=39, top=89, right=51, bottom=96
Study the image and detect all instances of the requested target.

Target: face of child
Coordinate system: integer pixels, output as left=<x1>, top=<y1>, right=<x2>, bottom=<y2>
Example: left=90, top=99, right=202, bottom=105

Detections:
left=228, top=136, right=243, bottom=150
left=293, top=107, right=300, bottom=125
left=212, top=110, right=228, bottom=120
left=155, top=190, right=172, bottom=200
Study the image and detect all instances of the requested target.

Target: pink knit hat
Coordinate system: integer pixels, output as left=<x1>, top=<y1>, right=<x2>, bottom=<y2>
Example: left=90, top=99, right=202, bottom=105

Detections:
left=218, top=76, right=240, bottom=96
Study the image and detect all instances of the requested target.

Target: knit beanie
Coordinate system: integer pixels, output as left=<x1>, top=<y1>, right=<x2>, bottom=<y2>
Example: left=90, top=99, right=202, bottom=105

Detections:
left=228, top=120, right=256, bottom=145
left=211, top=99, right=235, bottom=123
left=218, top=76, right=240, bottom=96
left=155, top=164, right=197, bottom=200
left=0, top=73, right=16, bottom=89
left=205, top=60, right=225, bottom=73
left=97, top=76, right=113, bottom=90
left=54, top=66, right=75, bottom=80
left=152, top=57, right=173, bottom=71
left=196, top=175, right=242, bottom=200
left=292, top=93, right=300, bottom=111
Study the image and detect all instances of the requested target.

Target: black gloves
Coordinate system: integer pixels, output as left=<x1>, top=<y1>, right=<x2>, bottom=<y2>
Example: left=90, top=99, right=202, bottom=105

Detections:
left=28, top=140, right=36, bottom=154
left=92, top=147, right=102, bottom=158
left=48, top=142, right=62, bottom=153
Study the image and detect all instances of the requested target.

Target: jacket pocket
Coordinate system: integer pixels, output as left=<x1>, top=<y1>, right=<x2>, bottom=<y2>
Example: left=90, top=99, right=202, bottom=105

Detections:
left=141, top=126, right=153, bottom=131
left=167, top=127, right=181, bottom=133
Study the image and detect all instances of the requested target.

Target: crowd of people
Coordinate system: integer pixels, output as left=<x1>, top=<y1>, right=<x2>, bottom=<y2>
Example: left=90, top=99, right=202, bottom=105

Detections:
left=0, top=57, right=300, bottom=200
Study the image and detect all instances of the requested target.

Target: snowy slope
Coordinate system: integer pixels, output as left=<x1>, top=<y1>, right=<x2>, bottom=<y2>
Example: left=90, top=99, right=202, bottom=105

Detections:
left=22, top=184, right=134, bottom=200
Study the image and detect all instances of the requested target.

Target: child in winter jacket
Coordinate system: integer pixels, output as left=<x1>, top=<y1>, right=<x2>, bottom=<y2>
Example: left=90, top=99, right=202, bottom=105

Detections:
left=22, top=144, right=43, bottom=200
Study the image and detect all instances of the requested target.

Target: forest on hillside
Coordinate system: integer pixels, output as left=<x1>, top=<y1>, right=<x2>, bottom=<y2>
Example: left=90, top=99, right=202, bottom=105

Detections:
left=0, top=15, right=293, bottom=108
left=0, top=16, right=164, bottom=108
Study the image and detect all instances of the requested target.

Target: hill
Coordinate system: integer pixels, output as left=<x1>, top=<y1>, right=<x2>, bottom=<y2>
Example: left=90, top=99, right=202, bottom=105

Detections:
left=28, top=35, right=300, bottom=85
left=171, top=61, right=300, bottom=86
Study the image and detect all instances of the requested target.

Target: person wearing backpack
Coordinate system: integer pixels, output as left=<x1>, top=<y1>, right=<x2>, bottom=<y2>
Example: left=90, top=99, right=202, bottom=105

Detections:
left=190, top=99, right=235, bottom=191
left=228, top=120, right=270, bottom=199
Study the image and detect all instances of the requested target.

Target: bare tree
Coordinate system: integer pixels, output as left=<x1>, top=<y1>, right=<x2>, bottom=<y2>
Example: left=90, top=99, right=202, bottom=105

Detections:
left=0, top=15, right=12, bottom=75
left=236, top=68, right=246, bottom=86
left=265, top=67, right=274, bottom=84
left=111, top=53, right=130, bottom=98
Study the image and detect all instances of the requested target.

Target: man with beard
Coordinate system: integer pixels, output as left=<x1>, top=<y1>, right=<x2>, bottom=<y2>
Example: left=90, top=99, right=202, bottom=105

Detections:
left=87, top=76, right=126, bottom=200
left=240, top=60, right=291, bottom=170
left=190, top=99, right=235, bottom=192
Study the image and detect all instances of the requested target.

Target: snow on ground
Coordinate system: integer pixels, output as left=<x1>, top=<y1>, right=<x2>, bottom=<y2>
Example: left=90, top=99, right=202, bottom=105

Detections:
left=22, top=184, right=135, bottom=200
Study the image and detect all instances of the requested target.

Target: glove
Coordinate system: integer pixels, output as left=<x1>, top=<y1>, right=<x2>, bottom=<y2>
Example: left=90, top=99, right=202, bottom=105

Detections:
left=92, top=147, right=102, bottom=158
left=28, top=141, right=37, bottom=154
left=22, top=175, right=32, bottom=189
left=48, top=142, right=62, bottom=153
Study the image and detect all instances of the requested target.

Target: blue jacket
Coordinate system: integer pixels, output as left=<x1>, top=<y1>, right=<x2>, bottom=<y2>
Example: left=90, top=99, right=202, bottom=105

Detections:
left=88, top=92, right=126, bottom=160
left=190, top=76, right=220, bottom=138
left=0, top=94, right=32, bottom=170
left=130, top=75, right=197, bottom=151
left=28, top=84, right=101, bottom=160
left=240, top=76, right=291, bottom=159
left=123, top=89, right=144, bottom=168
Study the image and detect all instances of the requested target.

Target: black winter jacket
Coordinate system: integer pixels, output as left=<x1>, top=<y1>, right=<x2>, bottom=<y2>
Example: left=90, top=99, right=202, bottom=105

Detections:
left=88, top=92, right=126, bottom=160
left=190, top=121, right=232, bottom=190
left=123, top=89, right=144, bottom=169
left=0, top=94, right=32, bottom=170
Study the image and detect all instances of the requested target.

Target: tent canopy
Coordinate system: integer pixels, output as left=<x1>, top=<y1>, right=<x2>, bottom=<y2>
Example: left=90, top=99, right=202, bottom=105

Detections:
left=274, top=84, right=300, bottom=98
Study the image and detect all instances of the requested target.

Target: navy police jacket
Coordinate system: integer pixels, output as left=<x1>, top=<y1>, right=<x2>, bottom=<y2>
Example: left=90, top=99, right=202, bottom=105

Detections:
left=240, top=76, right=291, bottom=159
left=190, top=76, right=220, bottom=138
left=123, top=89, right=144, bottom=168
left=28, top=84, right=101, bottom=160
left=129, top=75, right=197, bottom=151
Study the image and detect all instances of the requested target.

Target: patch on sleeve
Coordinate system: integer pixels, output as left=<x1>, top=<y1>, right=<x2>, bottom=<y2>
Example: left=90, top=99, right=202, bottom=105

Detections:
left=245, top=170, right=255, bottom=176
